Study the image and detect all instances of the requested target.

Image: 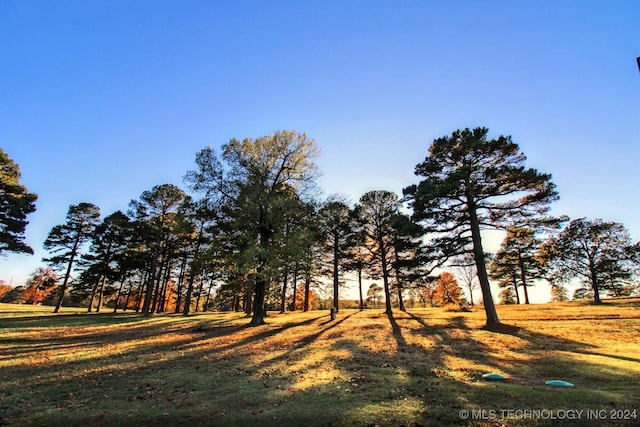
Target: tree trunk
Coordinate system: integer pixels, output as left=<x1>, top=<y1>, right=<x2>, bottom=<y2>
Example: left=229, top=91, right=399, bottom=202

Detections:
left=244, top=281, right=253, bottom=315
left=379, top=233, right=393, bottom=315
left=195, top=275, right=205, bottom=312
left=396, top=283, right=406, bottom=311
left=280, top=268, right=289, bottom=313
left=250, top=276, right=267, bottom=326
left=142, top=229, right=163, bottom=315
left=590, top=264, right=602, bottom=304
left=512, top=273, right=521, bottom=304
left=114, top=277, right=127, bottom=313
left=333, top=233, right=339, bottom=312
left=203, top=279, right=215, bottom=312
left=466, top=197, right=500, bottom=326
left=135, top=269, right=148, bottom=313
left=182, top=271, right=196, bottom=315
left=182, top=234, right=202, bottom=315
left=87, top=278, right=100, bottom=313
left=53, top=237, right=80, bottom=313
left=358, top=268, right=364, bottom=310
left=290, top=267, right=298, bottom=311
left=175, top=252, right=189, bottom=313
left=518, top=254, right=530, bottom=304
left=303, top=275, right=310, bottom=312
left=96, top=274, right=107, bottom=312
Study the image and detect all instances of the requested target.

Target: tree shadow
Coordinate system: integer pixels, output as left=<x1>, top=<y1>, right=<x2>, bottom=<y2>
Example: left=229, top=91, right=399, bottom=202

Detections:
left=2, top=308, right=639, bottom=426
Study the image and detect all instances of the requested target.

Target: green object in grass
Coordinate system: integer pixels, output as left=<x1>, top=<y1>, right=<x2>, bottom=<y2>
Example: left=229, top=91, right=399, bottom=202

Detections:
left=545, top=380, right=574, bottom=387
left=482, top=373, right=506, bottom=381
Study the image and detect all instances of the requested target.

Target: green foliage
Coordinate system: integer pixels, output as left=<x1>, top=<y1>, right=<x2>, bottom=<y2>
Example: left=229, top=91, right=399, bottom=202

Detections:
left=0, top=148, right=37, bottom=255
left=499, top=287, right=517, bottom=304
left=489, top=227, right=546, bottom=304
left=355, top=190, right=401, bottom=314
left=366, top=283, right=383, bottom=308
left=550, top=283, right=569, bottom=302
left=185, top=130, right=321, bottom=325
left=43, top=202, right=101, bottom=312
left=404, top=127, right=559, bottom=326
left=0, top=285, right=25, bottom=303
left=317, top=195, right=356, bottom=311
left=129, top=184, right=187, bottom=315
left=544, top=218, right=640, bottom=303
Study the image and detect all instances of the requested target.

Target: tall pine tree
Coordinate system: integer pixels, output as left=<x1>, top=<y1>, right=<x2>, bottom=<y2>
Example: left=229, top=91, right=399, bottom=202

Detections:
left=404, top=127, right=558, bottom=327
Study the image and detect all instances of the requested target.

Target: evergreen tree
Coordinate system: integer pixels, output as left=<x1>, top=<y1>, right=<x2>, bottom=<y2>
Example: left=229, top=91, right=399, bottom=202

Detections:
left=44, top=202, right=101, bottom=312
left=542, top=218, right=640, bottom=303
left=355, top=190, right=400, bottom=315
left=129, top=184, right=186, bottom=315
left=0, top=148, right=37, bottom=255
left=317, top=195, right=355, bottom=312
left=489, top=227, right=546, bottom=304
left=82, top=211, right=131, bottom=312
left=404, top=127, right=558, bottom=327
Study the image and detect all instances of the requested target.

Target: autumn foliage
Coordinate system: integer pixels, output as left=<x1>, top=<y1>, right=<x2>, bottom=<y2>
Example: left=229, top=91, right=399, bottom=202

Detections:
left=23, top=267, right=58, bottom=305
left=434, top=272, right=461, bottom=306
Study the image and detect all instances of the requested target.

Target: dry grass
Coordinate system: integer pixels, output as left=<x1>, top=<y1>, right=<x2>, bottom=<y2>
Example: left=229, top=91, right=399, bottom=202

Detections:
left=1, top=300, right=639, bottom=426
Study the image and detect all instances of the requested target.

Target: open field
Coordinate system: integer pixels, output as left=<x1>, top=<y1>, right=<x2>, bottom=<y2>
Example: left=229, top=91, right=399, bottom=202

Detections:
left=1, top=300, right=639, bottom=426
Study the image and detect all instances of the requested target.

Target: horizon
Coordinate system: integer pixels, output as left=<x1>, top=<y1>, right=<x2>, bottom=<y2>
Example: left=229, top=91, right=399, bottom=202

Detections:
left=2, top=1, right=639, bottom=304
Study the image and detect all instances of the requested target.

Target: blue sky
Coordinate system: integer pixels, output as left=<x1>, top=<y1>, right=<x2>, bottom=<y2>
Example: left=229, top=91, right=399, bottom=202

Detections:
left=1, top=1, right=639, bottom=300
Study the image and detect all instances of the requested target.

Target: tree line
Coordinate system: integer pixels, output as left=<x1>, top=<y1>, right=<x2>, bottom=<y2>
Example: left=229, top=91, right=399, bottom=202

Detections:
left=1, top=128, right=638, bottom=326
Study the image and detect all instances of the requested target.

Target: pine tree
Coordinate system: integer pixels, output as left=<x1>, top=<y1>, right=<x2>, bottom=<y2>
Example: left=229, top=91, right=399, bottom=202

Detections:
left=404, top=127, right=558, bottom=327
left=44, top=203, right=101, bottom=312
left=0, top=148, right=37, bottom=255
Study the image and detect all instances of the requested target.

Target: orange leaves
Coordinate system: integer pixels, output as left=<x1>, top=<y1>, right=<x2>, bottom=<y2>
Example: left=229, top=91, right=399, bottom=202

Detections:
left=434, top=272, right=461, bottom=306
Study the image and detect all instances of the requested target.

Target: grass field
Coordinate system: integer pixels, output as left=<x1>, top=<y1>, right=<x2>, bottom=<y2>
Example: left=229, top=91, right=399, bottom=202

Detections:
left=1, top=300, right=639, bottom=426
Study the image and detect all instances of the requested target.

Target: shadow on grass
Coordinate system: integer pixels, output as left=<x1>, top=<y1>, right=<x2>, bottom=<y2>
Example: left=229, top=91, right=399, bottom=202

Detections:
left=1, top=307, right=639, bottom=426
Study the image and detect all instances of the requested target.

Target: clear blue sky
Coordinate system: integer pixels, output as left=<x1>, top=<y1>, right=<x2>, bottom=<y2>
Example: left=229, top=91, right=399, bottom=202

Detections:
left=2, top=0, right=639, bottom=298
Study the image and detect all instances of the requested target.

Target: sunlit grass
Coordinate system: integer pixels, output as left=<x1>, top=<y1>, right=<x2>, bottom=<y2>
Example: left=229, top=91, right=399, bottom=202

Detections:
left=1, top=299, right=639, bottom=426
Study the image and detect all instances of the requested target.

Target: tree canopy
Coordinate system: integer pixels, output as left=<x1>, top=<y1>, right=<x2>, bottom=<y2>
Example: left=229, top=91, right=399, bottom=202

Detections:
left=43, top=202, right=101, bottom=312
left=404, top=127, right=558, bottom=326
left=542, top=218, right=640, bottom=303
left=10, top=127, right=639, bottom=317
left=185, top=130, right=321, bottom=325
left=0, top=148, right=37, bottom=255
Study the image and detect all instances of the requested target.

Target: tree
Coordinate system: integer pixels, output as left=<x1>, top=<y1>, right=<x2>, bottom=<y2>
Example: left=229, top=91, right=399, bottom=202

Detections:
left=44, top=202, right=101, bottom=313
left=450, top=253, right=479, bottom=305
left=434, top=271, right=462, bottom=306
left=390, top=212, right=431, bottom=311
left=356, top=190, right=401, bottom=315
left=0, top=282, right=11, bottom=300
left=404, top=127, right=558, bottom=327
left=366, top=283, right=383, bottom=308
left=499, top=287, right=517, bottom=304
left=129, top=184, right=186, bottom=315
left=542, top=218, right=640, bottom=303
left=23, top=267, right=58, bottom=304
left=0, top=148, right=38, bottom=255
left=178, top=198, right=216, bottom=316
left=0, top=285, right=25, bottom=303
left=550, top=283, right=569, bottom=302
left=317, top=195, right=355, bottom=312
left=185, top=130, right=320, bottom=325
left=343, top=206, right=376, bottom=310
left=489, top=227, right=546, bottom=304
left=288, top=282, right=318, bottom=311
left=83, top=211, right=131, bottom=312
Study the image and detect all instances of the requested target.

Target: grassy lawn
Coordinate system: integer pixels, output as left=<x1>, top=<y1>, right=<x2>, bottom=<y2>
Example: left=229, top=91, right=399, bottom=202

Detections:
left=1, top=300, right=639, bottom=426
